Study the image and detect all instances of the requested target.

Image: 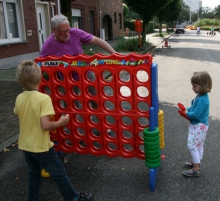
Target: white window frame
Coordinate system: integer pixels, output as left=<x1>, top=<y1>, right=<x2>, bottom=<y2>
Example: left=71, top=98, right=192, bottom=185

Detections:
left=0, top=0, right=26, bottom=45
left=51, top=3, right=55, bottom=17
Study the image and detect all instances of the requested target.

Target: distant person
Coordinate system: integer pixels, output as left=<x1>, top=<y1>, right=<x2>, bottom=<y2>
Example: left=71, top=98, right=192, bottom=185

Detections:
left=210, top=25, right=215, bottom=36
left=180, top=71, right=212, bottom=177
left=14, top=60, right=94, bottom=201
left=196, top=26, right=200, bottom=35
left=40, top=14, right=116, bottom=57
left=125, top=27, right=130, bottom=36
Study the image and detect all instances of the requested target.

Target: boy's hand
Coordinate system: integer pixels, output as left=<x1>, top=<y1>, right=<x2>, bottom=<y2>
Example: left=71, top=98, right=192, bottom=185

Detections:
left=59, top=114, right=70, bottom=126
left=41, top=114, right=70, bottom=131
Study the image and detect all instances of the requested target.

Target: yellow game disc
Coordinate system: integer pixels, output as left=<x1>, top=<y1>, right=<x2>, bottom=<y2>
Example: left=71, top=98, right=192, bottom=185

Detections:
left=41, top=169, right=50, bottom=178
left=158, top=110, right=164, bottom=118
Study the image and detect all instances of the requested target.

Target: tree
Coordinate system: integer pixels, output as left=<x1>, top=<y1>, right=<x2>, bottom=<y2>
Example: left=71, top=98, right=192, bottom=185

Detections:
left=165, top=0, right=182, bottom=30
left=191, top=11, right=198, bottom=22
left=123, top=3, right=129, bottom=20
left=198, top=6, right=220, bottom=20
left=199, top=7, right=215, bottom=19
left=123, top=0, right=173, bottom=43
left=176, top=1, right=190, bottom=23
left=213, top=6, right=220, bottom=19
left=60, top=0, right=75, bottom=26
left=156, top=0, right=182, bottom=33
left=123, top=3, right=141, bottom=20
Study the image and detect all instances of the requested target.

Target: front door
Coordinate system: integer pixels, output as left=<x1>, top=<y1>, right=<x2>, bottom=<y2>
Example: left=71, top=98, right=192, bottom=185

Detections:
left=36, top=4, right=47, bottom=50
left=103, top=15, right=112, bottom=41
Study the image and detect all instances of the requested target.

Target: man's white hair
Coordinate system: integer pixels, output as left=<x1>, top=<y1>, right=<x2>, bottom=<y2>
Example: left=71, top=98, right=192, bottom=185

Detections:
left=51, top=14, right=69, bottom=28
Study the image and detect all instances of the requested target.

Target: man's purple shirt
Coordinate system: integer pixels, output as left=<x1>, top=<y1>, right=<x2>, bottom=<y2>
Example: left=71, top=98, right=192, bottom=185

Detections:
left=40, top=28, right=93, bottom=57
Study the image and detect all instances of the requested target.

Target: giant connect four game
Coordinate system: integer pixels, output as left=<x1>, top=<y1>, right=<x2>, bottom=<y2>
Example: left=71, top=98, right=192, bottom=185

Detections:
left=35, top=53, right=159, bottom=160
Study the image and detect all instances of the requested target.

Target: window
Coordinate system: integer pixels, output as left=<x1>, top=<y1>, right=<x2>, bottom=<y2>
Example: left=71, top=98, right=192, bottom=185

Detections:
left=118, top=13, right=122, bottom=29
left=89, top=10, right=95, bottom=35
left=114, top=12, right=116, bottom=23
left=51, top=4, right=55, bottom=17
left=0, top=0, right=24, bottom=44
left=72, top=8, right=82, bottom=29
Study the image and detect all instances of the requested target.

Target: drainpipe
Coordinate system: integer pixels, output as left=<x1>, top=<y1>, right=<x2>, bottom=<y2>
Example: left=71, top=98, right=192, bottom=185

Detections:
left=100, top=10, right=102, bottom=29
left=57, top=0, right=61, bottom=14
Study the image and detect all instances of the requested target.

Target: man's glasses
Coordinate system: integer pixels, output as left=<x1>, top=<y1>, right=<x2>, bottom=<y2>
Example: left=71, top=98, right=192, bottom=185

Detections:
left=56, top=28, right=70, bottom=35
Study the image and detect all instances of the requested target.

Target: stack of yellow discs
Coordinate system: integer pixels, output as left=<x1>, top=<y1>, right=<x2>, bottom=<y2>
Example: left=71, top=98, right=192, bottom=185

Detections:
left=158, top=110, right=165, bottom=149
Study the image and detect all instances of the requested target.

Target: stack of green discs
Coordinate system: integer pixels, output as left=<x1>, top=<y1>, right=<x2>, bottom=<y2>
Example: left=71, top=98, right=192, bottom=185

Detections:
left=143, top=127, right=161, bottom=168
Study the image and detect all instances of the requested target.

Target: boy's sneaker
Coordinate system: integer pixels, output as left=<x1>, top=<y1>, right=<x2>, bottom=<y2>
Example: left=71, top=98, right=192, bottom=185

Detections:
left=184, top=162, right=193, bottom=169
left=182, top=169, right=201, bottom=177
left=77, top=192, right=94, bottom=201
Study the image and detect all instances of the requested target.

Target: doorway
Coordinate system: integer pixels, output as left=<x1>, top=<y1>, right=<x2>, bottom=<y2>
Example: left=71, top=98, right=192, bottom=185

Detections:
left=36, top=4, right=48, bottom=50
left=103, top=15, right=112, bottom=41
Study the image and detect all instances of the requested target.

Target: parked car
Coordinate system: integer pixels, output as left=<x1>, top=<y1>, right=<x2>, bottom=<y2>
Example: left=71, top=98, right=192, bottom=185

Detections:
left=190, top=26, right=196, bottom=30
left=175, top=27, right=185, bottom=34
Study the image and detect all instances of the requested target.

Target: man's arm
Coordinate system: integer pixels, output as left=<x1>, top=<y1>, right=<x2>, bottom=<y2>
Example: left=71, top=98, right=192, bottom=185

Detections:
left=89, top=36, right=117, bottom=54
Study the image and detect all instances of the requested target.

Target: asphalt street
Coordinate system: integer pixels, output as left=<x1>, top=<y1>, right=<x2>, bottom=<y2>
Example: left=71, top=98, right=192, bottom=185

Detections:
left=1, top=30, right=220, bottom=201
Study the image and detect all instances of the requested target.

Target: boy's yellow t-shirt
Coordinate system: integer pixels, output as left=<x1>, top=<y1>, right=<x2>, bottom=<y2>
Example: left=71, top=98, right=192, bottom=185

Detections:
left=14, top=90, right=55, bottom=152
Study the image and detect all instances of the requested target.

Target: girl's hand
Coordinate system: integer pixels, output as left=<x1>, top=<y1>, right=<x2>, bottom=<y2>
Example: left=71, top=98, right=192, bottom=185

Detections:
left=182, top=111, right=186, bottom=115
left=178, top=103, right=186, bottom=111
left=178, top=109, right=189, bottom=121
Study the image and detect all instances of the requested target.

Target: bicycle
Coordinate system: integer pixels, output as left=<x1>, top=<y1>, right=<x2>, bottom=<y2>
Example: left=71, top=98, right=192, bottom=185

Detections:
left=197, top=30, right=200, bottom=36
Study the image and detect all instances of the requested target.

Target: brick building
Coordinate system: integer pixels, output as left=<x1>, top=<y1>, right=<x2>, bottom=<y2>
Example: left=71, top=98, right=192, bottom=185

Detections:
left=100, top=0, right=124, bottom=40
left=72, top=0, right=124, bottom=40
left=0, top=0, right=123, bottom=67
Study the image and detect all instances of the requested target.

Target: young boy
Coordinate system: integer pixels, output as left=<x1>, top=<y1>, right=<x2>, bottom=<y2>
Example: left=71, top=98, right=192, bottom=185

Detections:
left=14, top=60, right=93, bottom=201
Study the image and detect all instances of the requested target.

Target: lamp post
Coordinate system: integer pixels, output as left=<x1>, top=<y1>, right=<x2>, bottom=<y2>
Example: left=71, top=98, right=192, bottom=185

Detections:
left=190, top=7, right=191, bottom=22
left=153, top=18, right=155, bottom=32
left=187, top=1, right=192, bottom=23
left=190, top=3, right=195, bottom=23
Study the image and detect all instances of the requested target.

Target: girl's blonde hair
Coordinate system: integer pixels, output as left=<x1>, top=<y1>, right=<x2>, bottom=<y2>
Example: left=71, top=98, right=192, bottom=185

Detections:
left=16, top=60, right=41, bottom=90
left=191, top=71, right=212, bottom=94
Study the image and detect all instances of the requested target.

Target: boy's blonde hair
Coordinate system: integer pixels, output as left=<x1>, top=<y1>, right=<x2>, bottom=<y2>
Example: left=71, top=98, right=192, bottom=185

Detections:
left=191, top=71, right=212, bottom=94
left=16, top=60, right=41, bottom=90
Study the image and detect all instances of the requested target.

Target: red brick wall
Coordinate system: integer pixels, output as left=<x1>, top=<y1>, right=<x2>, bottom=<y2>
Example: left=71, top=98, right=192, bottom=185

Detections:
left=72, top=0, right=124, bottom=39
left=72, top=0, right=100, bottom=36
left=0, top=0, right=40, bottom=59
left=100, top=0, right=124, bottom=39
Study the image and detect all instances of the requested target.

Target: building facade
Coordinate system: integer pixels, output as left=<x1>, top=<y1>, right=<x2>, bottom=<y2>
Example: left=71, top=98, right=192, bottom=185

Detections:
left=183, top=0, right=201, bottom=12
left=71, top=0, right=100, bottom=37
left=71, top=0, right=123, bottom=41
left=99, top=0, right=124, bottom=40
left=0, top=0, right=123, bottom=67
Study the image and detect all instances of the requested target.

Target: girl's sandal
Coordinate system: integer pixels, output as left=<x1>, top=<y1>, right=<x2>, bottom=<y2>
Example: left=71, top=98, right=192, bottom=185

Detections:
left=184, top=162, right=193, bottom=169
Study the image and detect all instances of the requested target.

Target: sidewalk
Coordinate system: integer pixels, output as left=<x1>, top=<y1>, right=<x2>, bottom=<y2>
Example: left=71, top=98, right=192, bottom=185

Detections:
left=83, top=33, right=167, bottom=55
left=0, top=32, right=171, bottom=152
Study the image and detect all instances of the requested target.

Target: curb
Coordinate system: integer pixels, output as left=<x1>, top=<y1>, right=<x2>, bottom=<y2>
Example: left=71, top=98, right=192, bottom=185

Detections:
left=143, top=33, right=174, bottom=54
left=141, top=46, right=156, bottom=55
left=0, top=134, right=18, bottom=152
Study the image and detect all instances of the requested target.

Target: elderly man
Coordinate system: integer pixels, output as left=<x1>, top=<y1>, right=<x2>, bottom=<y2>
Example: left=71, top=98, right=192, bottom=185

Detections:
left=40, top=14, right=116, bottom=56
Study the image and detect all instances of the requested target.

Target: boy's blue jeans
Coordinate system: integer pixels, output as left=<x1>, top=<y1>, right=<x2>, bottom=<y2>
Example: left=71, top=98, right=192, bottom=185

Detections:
left=23, top=147, right=79, bottom=201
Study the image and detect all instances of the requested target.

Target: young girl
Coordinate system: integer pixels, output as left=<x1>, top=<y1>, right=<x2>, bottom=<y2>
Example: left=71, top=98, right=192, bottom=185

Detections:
left=182, top=71, right=212, bottom=177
